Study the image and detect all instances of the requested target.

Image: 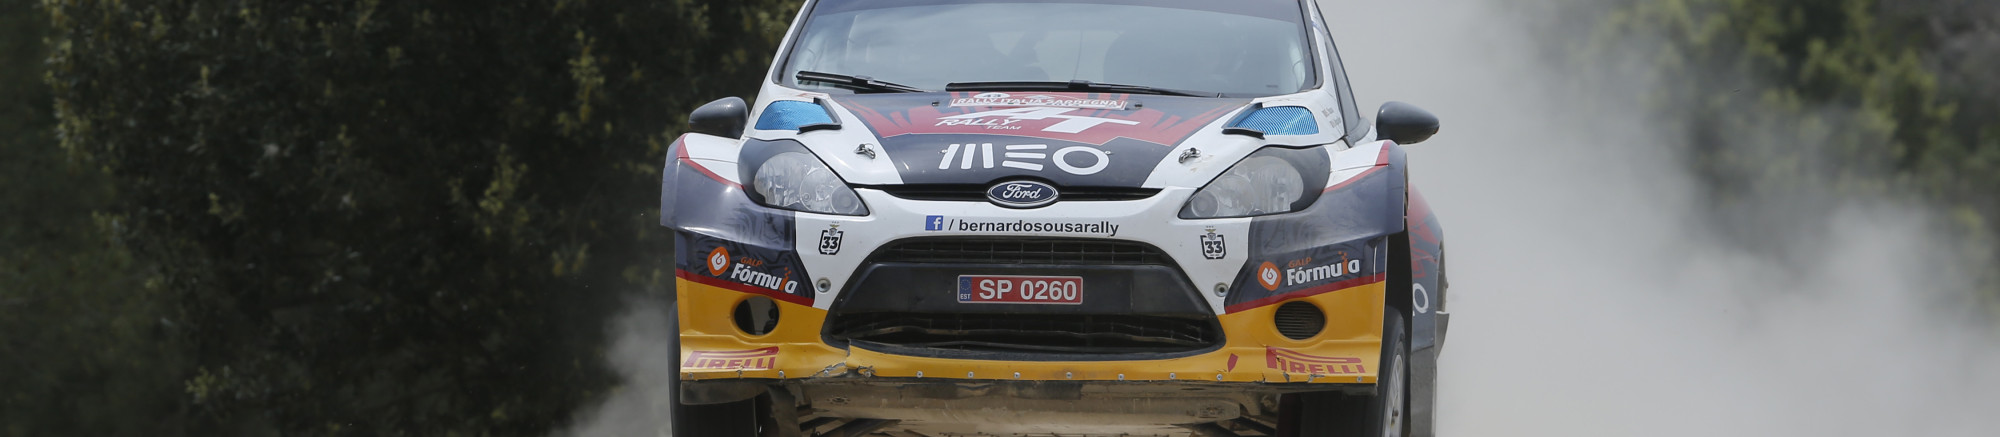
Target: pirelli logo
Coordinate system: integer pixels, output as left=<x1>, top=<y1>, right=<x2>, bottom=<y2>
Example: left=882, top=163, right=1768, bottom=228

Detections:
left=683, top=347, right=779, bottom=371
left=1265, top=347, right=1367, bottom=375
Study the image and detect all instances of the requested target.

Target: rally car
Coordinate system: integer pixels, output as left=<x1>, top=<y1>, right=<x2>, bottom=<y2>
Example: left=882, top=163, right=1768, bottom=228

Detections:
left=661, top=0, right=1449, bottom=436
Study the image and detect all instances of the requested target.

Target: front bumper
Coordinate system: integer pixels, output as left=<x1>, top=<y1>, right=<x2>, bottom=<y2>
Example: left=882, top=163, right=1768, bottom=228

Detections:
left=677, top=273, right=1387, bottom=385
left=673, top=178, right=1399, bottom=387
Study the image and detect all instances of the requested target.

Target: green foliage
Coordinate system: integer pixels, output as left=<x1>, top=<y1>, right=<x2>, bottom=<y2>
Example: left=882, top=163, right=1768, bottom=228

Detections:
left=1570, top=0, right=1999, bottom=302
left=41, top=0, right=800, bottom=434
left=1580, top=0, right=1943, bottom=190
left=2, top=1, right=183, bottom=435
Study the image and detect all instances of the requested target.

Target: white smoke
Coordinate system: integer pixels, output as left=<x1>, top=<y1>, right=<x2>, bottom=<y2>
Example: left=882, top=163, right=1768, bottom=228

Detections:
left=1322, top=0, right=2000, bottom=436
left=562, top=298, right=677, bottom=437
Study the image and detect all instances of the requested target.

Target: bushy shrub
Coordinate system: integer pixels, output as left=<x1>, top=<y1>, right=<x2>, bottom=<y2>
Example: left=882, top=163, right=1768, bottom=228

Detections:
left=43, top=0, right=798, bottom=434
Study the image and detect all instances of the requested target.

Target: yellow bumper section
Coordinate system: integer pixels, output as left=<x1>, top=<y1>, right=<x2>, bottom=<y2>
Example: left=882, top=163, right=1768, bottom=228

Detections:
left=677, top=277, right=1386, bottom=385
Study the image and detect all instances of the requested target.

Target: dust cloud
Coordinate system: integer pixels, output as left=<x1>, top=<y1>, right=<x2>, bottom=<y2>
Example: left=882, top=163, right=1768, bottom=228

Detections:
left=1323, top=0, right=2000, bottom=436
left=563, top=298, right=677, bottom=437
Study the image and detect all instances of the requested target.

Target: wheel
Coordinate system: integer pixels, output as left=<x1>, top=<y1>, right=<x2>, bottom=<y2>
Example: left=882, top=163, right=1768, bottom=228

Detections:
left=670, top=300, right=761, bottom=436
left=1281, top=306, right=1409, bottom=437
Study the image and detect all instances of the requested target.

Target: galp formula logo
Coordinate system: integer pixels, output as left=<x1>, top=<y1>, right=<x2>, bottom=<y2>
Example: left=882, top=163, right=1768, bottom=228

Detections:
left=705, top=247, right=731, bottom=276
left=1257, top=262, right=1282, bottom=291
left=700, top=245, right=798, bottom=294
left=1286, top=253, right=1364, bottom=287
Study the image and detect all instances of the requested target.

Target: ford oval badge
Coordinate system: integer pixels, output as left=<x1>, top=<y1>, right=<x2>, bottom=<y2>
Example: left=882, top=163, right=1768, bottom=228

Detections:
left=986, top=181, right=1060, bottom=208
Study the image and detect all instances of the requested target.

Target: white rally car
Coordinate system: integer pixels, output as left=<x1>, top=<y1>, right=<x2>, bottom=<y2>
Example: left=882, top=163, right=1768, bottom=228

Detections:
left=662, top=1, right=1450, bottom=436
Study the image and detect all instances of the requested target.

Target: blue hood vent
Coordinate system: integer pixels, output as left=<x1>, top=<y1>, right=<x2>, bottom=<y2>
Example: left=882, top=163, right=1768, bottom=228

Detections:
left=1225, top=106, right=1319, bottom=138
left=754, top=99, right=840, bottom=132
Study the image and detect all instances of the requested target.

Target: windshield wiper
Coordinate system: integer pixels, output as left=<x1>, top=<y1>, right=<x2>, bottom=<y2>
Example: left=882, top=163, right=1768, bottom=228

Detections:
left=946, top=80, right=1215, bottom=97
left=795, top=70, right=929, bottom=93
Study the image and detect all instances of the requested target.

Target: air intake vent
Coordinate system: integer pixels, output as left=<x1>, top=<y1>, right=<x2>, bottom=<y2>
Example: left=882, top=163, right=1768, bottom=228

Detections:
left=1225, top=105, right=1319, bottom=137
left=753, top=99, right=838, bottom=131
left=733, top=296, right=779, bottom=336
left=1273, top=301, right=1325, bottom=340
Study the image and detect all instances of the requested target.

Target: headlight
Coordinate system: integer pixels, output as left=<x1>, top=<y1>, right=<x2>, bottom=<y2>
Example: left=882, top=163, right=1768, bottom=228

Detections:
left=1180, top=147, right=1327, bottom=219
left=751, top=151, right=868, bottom=216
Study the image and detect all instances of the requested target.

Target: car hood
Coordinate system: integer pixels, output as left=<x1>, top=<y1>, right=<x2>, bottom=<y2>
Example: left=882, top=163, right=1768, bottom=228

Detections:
left=829, top=92, right=1251, bottom=188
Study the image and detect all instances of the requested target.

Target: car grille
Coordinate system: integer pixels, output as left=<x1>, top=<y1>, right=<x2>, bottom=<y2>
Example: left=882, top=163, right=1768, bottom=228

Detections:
left=874, top=238, right=1172, bottom=265
left=826, top=237, right=1220, bottom=358
left=830, top=313, right=1220, bottom=355
left=870, top=184, right=1160, bottom=202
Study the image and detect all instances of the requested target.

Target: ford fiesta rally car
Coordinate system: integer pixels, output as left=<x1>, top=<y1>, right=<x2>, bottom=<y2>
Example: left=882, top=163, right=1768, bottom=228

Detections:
left=661, top=0, right=1449, bottom=436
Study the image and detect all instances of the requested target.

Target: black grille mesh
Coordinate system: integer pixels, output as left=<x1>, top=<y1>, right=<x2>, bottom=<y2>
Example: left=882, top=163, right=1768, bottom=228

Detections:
left=1273, top=301, right=1326, bottom=340
left=875, top=238, right=1171, bottom=265
left=831, top=238, right=1216, bottom=356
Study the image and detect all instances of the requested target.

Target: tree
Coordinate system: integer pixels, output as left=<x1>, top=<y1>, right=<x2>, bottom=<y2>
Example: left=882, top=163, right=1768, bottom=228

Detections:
left=2, top=0, right=182, bottom=435
left=43, top=0, right=800, bottom=434
left=1561, top=0, right=2000, bottom=305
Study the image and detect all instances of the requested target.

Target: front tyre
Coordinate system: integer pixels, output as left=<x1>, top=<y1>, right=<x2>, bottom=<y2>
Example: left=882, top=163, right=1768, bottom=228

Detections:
left=1283, top=306, right=1409, bottom=437
left=669, top=301, right=761, bottom=436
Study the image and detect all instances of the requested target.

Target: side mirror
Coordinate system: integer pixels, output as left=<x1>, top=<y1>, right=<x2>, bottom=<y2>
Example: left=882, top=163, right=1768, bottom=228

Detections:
left=1376, top=101, right=1440, bottom=145
left=689, top=97, right=750, bottom=139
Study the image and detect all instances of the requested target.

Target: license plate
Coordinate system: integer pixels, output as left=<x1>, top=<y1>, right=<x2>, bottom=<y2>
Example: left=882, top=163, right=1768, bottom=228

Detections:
left=956, top=275, right=1083, bottom=305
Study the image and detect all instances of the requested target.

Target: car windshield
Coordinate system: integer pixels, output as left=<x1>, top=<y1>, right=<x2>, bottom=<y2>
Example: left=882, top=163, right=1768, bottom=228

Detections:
left=781, top=0, right=1315, bottom=97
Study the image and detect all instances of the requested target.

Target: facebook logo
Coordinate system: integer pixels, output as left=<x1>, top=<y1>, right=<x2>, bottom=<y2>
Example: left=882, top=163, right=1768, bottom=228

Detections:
left=925, top=215, right=946, bottom=231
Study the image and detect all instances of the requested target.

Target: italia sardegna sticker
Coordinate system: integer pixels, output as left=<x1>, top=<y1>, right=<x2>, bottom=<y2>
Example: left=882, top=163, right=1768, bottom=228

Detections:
left=1200, top=228, right=1227, bottom=260
left=818, top=223, right=843, bottom=255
